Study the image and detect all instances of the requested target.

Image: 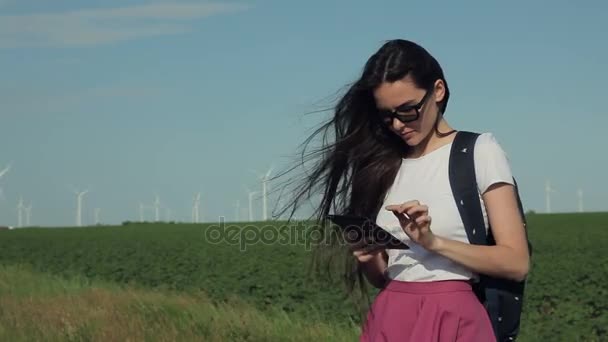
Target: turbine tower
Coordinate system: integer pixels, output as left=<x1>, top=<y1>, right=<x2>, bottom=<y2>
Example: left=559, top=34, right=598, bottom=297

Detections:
left=154, top=195, right=160, bottom=222
left=251, top=165, right=274, bottom=221
left=261, top=166, right=273, bottom=221
left=24, top=203, right=32, bottom=226
left=545, top=180, right=557, bottom=213
left=235, top=200, right=241, bottom=221
left=74, top=189, right=89, bottom=226
left=192, top=192, right=201, bottom=223
left=577, top=188, right=584, bottom=213
left=17, top=197, right=25, bottom=228
left=244, top=187, right=257, bottom=222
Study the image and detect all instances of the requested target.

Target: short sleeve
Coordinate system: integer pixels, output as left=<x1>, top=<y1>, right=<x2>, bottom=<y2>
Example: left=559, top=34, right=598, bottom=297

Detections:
left=474, top=132, right=515, bottom=194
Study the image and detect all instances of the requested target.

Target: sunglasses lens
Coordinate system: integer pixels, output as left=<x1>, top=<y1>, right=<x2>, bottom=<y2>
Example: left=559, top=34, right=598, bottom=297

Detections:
left=395, top=107, right=418, bottom=121
left=378, top=108, right=419, bottom=125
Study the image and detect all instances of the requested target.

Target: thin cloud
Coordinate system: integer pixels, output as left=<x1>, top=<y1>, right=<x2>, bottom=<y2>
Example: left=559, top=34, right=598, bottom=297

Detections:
left=0, top=2, right=250, bottom=48
left=1, top=82, right=167, bottom=119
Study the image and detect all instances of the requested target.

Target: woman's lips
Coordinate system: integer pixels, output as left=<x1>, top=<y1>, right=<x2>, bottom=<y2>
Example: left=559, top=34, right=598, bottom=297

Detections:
left=400, top=130, right=415, bottom=138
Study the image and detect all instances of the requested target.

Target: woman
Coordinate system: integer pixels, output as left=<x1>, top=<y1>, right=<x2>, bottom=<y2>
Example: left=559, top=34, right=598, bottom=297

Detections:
left=278, top=39, right=530, bottom=341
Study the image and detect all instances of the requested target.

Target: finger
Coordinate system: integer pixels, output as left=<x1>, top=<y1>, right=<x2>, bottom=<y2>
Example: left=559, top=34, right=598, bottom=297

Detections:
left=385, top=200, right=419, bottom=214
left=354, top=253, right=375, bottom=263
left=415, top=215, right=431, bottom=226
left=353, top=250, right=365, bottom=257
left=392, top=210, right=411, bottom=224
left=406, top=205, right=429, bottom=218
left=394, top=200, right=418, bottom=213
left=352, top=245, right=382, bottom=257
left=387, top=207, right=412, bottom=221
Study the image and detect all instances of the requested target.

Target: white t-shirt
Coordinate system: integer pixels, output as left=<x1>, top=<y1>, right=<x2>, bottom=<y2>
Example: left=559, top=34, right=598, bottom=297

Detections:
left=375, top=132, right=515, bottom=282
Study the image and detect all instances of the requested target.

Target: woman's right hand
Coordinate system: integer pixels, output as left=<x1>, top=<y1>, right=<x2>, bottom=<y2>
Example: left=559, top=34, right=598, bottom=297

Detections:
left=348, top=239, right=386, bottom=263
left=353, top=247, right=386, bottom=263
left=347, top=239, right=389, bottom=288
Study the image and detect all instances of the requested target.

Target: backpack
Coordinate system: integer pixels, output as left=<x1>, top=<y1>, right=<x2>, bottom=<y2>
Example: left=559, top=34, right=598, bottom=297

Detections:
left=448, top=131, right=532, bottom=342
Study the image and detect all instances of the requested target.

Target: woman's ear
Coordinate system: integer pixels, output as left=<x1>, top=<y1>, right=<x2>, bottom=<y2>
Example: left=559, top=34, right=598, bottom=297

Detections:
left=434, top=79, right=445, bottom=103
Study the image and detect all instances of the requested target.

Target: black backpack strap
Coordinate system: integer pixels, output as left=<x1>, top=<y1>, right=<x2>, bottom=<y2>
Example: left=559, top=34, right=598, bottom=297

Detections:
left=448, top=131, right=488, bottom=245
left=449, top=131, right=530, bottom=341
left=448, top=131, right=532, bottom=254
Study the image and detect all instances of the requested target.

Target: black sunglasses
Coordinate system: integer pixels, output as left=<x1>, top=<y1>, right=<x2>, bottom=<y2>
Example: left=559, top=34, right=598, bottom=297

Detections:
left=378, top=89, right=433, bottom=125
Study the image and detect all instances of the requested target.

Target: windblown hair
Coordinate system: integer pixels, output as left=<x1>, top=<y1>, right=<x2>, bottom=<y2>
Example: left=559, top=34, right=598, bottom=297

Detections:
left=273, top=39, right=451, bottom=318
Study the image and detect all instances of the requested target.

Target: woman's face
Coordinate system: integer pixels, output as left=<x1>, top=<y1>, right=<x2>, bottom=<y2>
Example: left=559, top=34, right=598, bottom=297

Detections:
left=373, top=75, right=445, bottom=147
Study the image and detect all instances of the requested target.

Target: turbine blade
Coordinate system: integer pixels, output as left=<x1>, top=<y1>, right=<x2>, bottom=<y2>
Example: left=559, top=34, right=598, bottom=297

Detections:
left=0, top=163, right=11, bottom=179
left=265, top=165, right=274, bottom=179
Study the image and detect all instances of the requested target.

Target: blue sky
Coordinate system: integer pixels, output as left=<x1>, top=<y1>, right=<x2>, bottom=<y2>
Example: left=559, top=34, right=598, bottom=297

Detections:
left=1, top=0, right=607, bottom=226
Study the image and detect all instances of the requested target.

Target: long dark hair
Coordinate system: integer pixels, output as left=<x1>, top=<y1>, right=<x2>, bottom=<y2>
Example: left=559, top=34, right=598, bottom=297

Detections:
left=273, top=39, right=451, bottom=318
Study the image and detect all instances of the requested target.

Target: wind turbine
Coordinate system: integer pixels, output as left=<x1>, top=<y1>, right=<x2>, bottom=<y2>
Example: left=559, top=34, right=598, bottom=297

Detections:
left=545, top=180, right=557, bottom=213
left=192, top=192, right=201, bottom=223
left=244, top=187, right=257, bottom=222
left=17, top=197, right=25, bottom=228
left=24, top=203, right=32, bottom=226
left=251, top=165, right=274, bottom=221
left=577, top=188, right=584, bottom=213
left=154, top=195, right=160, bottom=222
left=235, top=200, right=241, bottom=221
left=0, top=163, right=10, bottom=179
left=73, top=189, right=89, bottom=226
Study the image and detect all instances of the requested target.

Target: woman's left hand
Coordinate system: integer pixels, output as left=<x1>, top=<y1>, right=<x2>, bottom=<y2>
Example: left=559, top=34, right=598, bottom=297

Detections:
left=386, top=200, right=438, bottom=250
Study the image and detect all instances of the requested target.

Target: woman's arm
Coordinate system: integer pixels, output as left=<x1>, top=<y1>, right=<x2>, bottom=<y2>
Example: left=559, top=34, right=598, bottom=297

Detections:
left=428, top=182, right=530, bottom=281
left=354, top=248, right=389, bottom=288
left=387, top=182, right=530, bottom=282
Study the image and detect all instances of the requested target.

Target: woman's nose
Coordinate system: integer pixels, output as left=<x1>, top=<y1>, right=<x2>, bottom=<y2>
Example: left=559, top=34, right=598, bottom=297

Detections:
left=391, top=118, right=406, bottom=131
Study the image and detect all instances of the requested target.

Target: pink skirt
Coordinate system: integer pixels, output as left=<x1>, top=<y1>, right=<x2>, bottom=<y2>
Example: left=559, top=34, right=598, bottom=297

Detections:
left=360, top=279, right=496, bottom=342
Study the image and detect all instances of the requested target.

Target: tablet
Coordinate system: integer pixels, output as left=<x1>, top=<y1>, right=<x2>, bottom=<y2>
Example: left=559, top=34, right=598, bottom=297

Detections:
left=326, top=214, right=409, bottom=250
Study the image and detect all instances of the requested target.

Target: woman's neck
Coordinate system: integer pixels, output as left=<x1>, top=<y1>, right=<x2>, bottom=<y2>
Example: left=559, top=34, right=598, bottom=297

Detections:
left=409, top=118, right=456, bottom=158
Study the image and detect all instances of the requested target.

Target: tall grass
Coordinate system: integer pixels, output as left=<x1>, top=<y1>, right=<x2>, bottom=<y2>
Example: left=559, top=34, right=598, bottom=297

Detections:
left=0, top=264, right=360, bottom=342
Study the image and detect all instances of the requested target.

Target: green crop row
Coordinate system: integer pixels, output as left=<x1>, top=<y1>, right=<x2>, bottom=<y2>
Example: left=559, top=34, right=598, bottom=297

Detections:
left=0, top=212, right=606, bottom=341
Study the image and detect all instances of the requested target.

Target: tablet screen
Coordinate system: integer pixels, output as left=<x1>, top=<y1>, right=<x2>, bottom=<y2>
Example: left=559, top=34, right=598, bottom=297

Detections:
left=327, top=214, right=409, bottom=249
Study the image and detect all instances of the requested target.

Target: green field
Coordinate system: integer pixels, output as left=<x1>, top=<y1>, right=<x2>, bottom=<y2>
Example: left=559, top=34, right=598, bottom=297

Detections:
left=0, top=212, right=606, bottom=341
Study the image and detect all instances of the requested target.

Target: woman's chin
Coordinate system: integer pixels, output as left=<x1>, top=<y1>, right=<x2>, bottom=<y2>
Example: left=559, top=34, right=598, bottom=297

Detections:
left=400, top=132, right=419, bottom=146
